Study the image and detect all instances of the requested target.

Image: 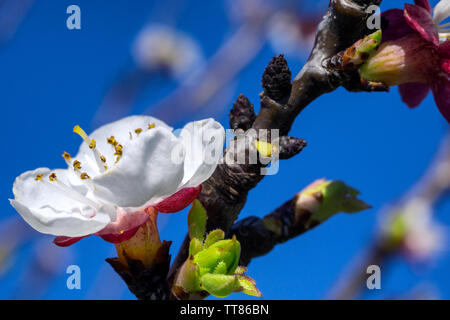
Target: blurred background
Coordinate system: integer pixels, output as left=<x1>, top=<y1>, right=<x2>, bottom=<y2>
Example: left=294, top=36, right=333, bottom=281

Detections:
left=1, top=0, right=449, bottom=300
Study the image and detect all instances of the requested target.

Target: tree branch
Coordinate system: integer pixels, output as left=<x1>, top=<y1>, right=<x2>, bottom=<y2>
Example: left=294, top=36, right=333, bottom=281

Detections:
left=168, top=0, right=383, bottom=283
left=110, top=0, right=386, bottom=300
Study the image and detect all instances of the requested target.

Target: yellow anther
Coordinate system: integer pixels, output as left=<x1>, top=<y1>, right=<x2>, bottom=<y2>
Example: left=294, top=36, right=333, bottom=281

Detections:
left=104, top=165, right=108, bottom=170
left=80, top=173, right=90, bottom=180
left=120, top=230, right=124, bottom=234
left=73, top=160, right=82, bottom=170
left=100, top=156, right=106, bottom=163
left=35, top=174, right=44, bottom=181
left=62, top=152, right=72, bottom=161
left=89, top=139, right=97, bottom=149
left=107, top=136, right=118, bottom=147
left=49, top=173, right=57, bottom=181
left=148, top=123, right=155, bottom=129
left=135, top=128, right=143, bottom=135
left=114, top=144, right=123, bottom=156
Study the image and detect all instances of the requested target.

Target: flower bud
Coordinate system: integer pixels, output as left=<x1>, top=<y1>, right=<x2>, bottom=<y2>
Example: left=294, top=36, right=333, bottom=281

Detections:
left=326, top=30, right=382, bottom=71
left=360, top=33, right=440, bottom=86
left=172, top=201, right=261, bottom=299
left=295, top=179, right=371, bottom=227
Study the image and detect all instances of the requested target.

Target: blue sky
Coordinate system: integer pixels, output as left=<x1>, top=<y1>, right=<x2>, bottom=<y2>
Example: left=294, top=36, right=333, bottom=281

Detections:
left=1, top=0, right=449, bottom=299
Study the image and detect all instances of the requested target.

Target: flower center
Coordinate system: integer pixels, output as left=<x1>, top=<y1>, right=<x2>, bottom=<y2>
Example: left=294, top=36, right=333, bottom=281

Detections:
left=74, top=125, right=108, bottom=173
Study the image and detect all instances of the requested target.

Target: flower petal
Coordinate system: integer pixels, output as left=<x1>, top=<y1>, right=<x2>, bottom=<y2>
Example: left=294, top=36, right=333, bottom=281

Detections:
left=438, top=40, right=450, bottom=58
left=404, top=4, right=439, bottom=46
left=75, top=115, right=173, bottom=176
left=53, top=235, right=88, bottom=247
left=99, top=225, right=142, bottom=243
left=179, top=119, right=225, bottom=189
left=154, top=186, right=202, bottom=213
left=415, top=0, right=431, bottom=13
left=92, top=127, right=185, bottom=208
left=381, top=9, right=413, bottom=42
left=10, top=168, right=112, bottom=237
left=398, top=82, right=430, bottom=108
left=96, top=209, right=149, bottom=238
left=433, top=0, right=450, bottom=26
left=431, top=76, right=450, bottom=123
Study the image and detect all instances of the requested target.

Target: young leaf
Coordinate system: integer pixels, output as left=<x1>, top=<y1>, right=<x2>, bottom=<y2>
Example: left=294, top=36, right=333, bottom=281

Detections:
left=236, top=275, right=262, bottom=297
left=188, top=199, right=207, bottom=241
left=204, top=229, right=225, bottom=249
left=189, top=237, right=204, bottom=257
left=213, top=261, right=228, bottom=275
left=200, top=273, right=239, bottom=298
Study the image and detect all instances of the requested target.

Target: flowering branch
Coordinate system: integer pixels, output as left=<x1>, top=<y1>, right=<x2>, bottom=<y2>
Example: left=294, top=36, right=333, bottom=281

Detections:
left=168, top=0, right=383, bottom=285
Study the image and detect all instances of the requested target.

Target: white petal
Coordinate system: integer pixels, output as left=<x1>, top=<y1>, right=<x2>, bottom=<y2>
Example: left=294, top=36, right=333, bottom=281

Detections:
left=10, top=168, right=112, bottom=237
left=92, top=127, right=185, bottom=208
left=179, top=119, right=225, bottom=188
left=74, top=115, right=172, bottom=176
left=433, top=0, right=450, bottom=26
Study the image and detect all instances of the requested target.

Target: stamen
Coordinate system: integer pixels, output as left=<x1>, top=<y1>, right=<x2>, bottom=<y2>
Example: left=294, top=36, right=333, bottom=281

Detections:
left=107, top=136, right=118, bottom=147
left=62, top=152, right=72, bottom=161
left=114, top=144, right=123, bottom=163
left=49, top=173, right=57, bottom=181
left=73, top=160, right=82, bottom=170
left=148, top=123, right=155, bottom=129
left=73, top=125, right=106, bottom=174
left=135, top=128, right=143, bottom=135
left=80, top=173, right=90, bottom=180
left=100, top=156, right=106, bottom=163
left=35, top=174, right=44, bottom=181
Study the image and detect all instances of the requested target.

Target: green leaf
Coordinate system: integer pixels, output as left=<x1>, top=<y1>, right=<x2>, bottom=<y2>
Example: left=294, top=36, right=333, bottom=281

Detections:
left=188, top=200, right=207, bottom=241
left=193, top=236, right=241, bottom=276
left=200, top=274, right=239, bottom=298
left=204, top=229, right=225, bottom=249
left=236, top=275, right=262, bottom=297
left=234, top=266, right=248, bottom=275
left=213, top=261, right=228, bottom=275
left=189, top=238, right=204, bottom=257
left=173, top=258, right=201, bottom=293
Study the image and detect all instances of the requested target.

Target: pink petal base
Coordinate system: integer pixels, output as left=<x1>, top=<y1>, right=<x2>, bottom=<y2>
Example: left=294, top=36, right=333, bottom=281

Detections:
left=54, top=225, right=142, bottom=247
left=53, top=186, right=203, bottom=247
left=154, top=186, right=202, bottom=213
